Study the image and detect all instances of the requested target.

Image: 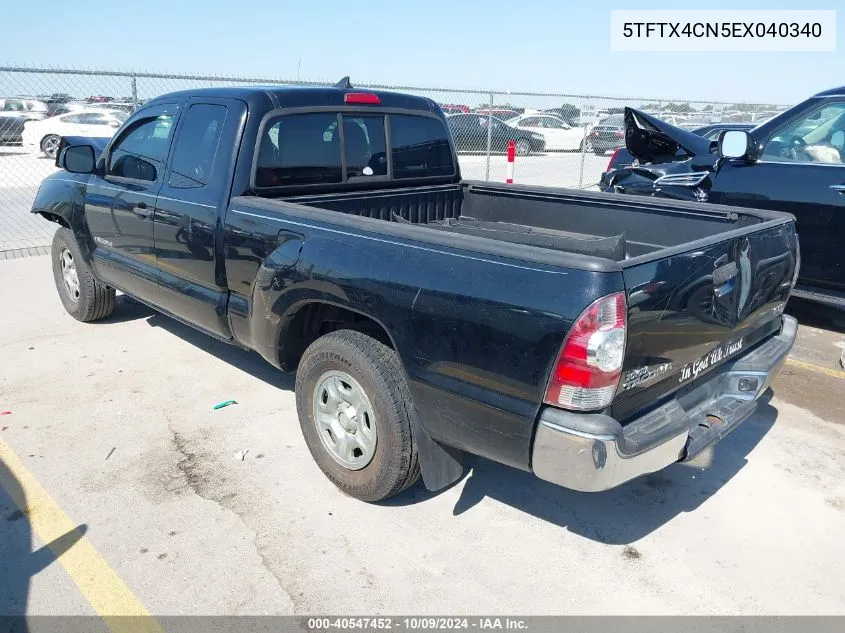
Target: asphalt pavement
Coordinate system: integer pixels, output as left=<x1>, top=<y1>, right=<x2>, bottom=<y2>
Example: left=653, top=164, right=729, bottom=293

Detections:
left=1, top=256, right=844, bottom=618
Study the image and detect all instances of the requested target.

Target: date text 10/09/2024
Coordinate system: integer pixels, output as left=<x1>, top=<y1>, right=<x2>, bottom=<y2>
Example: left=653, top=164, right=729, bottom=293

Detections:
left=306, top=618, right=528, bottom=631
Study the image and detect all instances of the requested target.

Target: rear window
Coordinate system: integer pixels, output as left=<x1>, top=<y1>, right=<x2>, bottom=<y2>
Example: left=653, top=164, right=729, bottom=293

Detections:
left=254, top=111, right=453, bottom=189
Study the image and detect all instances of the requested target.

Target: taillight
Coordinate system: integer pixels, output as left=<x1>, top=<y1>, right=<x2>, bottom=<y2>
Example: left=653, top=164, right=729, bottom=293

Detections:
left=606, top=148, right=622, bottom=171
left=613, top=130, right=624, bottom=138
left=544, top=292, right=627, bottom=411
left=344, top=92, right=381, bottom=105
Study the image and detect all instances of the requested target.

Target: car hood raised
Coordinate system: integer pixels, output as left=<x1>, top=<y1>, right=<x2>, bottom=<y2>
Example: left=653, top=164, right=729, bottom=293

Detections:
left=623, top=107, right=713, bottom=163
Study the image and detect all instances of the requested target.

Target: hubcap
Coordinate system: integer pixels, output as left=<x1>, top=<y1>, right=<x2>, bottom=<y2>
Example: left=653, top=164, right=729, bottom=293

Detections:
left=43, top=136, right=60, bottom=157
left=60, top=248, right=80, bottom=303
left=312, top=370, right=377, bottom=470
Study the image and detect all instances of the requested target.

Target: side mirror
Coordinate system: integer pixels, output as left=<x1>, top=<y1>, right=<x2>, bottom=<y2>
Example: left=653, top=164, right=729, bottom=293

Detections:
left=718, top=130, right=752, bottom=160
left=59, top=144, right=96, bottom=173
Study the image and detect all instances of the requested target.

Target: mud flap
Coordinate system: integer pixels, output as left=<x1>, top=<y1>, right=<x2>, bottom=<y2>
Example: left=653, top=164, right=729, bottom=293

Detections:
left=410, top=416, right=465, bottom=491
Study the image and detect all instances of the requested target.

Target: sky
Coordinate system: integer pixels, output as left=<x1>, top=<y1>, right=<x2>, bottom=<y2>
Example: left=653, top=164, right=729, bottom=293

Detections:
left=2, top=0, right=842, bottom=107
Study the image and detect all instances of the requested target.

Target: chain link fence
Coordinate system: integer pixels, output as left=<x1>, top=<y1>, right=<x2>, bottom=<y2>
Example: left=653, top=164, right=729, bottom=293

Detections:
left=0, top=66, right=792, bottom=253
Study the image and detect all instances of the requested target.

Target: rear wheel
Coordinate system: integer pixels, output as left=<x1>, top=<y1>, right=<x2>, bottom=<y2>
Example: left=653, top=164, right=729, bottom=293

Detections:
left=515, top=139, right=531, bottom=156
left=41, top=134, right=61, bottom=159
left=295, top=330, right=420, bottom=502
left=51, top=228, right=115, bottom=322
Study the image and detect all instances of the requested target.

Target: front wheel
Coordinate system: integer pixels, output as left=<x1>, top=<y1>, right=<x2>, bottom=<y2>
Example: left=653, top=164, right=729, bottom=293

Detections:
left=41, top=134, right=61, bottom=159
left=51, top=228, right=115, bottom=322
left=295, top=330, right=420, bottom=502
left=515, top=139, right=532, bottom=156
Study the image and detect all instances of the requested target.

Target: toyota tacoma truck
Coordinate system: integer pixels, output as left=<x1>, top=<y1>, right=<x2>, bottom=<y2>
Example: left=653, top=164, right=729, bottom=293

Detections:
left=31, top=80, right=799, bottom=501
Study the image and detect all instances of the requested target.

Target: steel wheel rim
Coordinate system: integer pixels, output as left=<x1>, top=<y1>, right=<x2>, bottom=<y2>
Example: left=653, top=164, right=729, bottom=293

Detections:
left=516, top=140, right=530, bottom=156
left=312, top=370, right=377, bottom=470
left=60, top=248, right=80, bottom=302
left=43, top=135, right=59, bottom=157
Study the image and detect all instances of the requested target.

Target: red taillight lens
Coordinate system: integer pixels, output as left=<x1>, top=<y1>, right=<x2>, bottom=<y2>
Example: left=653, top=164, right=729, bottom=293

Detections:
left=606, top=148, right=622, bottom=171
left=613, top=130, right=624, bottom=138
left=344, top=92, right=381, bottom=105
left=544, top=292, right=627, bottom=411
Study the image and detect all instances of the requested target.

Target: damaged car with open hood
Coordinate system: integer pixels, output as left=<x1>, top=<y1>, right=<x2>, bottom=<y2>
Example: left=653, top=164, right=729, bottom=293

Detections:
left=601, top=89, right=845, bottom=311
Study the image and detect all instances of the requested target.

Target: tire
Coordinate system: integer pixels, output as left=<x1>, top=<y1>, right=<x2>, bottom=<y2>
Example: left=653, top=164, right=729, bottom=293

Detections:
left=579, top=139, right=592, bottom=153
left=51, top=228, right=115, bottom=322
left=295, top=329, right=420, bottom=502
left=41, top=134, right=61, bottom=159
left=515, top=139, right=531, bottom=156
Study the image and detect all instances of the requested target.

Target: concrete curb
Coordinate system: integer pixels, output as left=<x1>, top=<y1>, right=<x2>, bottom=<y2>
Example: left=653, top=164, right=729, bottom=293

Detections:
left=0, top=246, right=49, bottom=261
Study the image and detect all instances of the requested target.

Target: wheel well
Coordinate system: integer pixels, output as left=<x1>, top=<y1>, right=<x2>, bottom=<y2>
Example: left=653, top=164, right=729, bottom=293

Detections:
left=280, top=302, right=394, bottom=370
left=38, top=212, right=70, bottom=228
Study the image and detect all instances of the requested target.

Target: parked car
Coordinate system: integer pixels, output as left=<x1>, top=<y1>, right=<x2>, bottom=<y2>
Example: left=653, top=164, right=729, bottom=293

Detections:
left=505, top=113, right=587, bottom=151
left=473, top=108, right=521, bottom=120
left=0, top=114, right=26, bottom=144
left=439, top=103, right=470, bottom=115
left=601, top=92, right=845, bottom=309
left=447, top=113, right=545, bottom=155
left=544, top=107, right=580, bottom=126
left=692, top=123, right=757, bottom=141
left=33, top=83, right=797, bottom=503
left=88, top=101, right=137, bottom=114
left=46, top=101, right=91, bottom=117
left=585, top=114, right=625, bottom=154
left=23, top=109, right=127, bottom=158
left=0, top=98, right=49, bottom=121
left=603, top=122, right=762, bottom=173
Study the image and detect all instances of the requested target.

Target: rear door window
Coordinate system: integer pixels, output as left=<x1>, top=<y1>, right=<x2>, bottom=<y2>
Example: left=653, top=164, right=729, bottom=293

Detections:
left=390, top=114, right=454, bottom=179
left=169, top=104, right=228, bottom=188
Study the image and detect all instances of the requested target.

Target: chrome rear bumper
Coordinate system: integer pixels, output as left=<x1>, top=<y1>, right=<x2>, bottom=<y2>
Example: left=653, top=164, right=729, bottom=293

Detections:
left=531, top=315, right=797, bottom=492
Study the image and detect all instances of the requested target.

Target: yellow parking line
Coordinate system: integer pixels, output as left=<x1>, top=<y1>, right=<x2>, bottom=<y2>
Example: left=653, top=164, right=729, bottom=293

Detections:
left=0, top=436, right=164, bottom=633
left=785, top=357, right=845, bottom=380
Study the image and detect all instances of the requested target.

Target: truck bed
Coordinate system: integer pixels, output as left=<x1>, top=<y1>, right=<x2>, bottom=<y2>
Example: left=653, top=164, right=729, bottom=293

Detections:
left=282, top=181, right=771, bottom=263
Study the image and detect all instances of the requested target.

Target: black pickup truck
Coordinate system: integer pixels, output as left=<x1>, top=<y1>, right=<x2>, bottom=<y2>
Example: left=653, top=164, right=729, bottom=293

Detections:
left=601, top=89, right=845, bottom=311
left=32, top=81, right=799, bottom=502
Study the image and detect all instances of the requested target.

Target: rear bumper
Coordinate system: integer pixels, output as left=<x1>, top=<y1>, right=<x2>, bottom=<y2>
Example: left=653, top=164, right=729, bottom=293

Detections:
left=531, top=315, right=797, bottom=492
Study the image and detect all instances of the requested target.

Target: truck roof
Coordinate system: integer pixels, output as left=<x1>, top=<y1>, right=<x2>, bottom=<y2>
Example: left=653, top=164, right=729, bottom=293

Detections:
left=812, top=86, right=845, bottom=97
left=144, top=85, right=441, bottom=114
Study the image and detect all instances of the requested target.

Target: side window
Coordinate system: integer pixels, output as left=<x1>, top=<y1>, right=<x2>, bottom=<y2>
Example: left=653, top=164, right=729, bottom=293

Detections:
left=4, top=100, right=25, bottom=112
left=107, top=113, right=175, bottom=182
left=62, top=114, right=84, bottom=124
left=342, top=115, right=387, bottom=178
left=542, top=117, right=566, bottom=129
left=762, top=102, right=845, bottom=164
left=255, top=112, right=342, bottom=188
left=520, top=117, right=539, bottom=127
left=390, top=114, right=454, bottom=179
left=169, top=104, right=228, bottom=189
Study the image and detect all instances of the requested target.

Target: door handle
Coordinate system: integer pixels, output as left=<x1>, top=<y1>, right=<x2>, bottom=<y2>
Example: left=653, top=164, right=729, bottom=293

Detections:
left=829, top=185, right=845, bottom=194
left=133, top=202, right=152, bottom=218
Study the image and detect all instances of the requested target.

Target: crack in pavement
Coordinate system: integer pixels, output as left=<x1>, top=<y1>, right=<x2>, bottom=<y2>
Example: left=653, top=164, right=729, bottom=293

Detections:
left=166, top=420, right=301, bottom=614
